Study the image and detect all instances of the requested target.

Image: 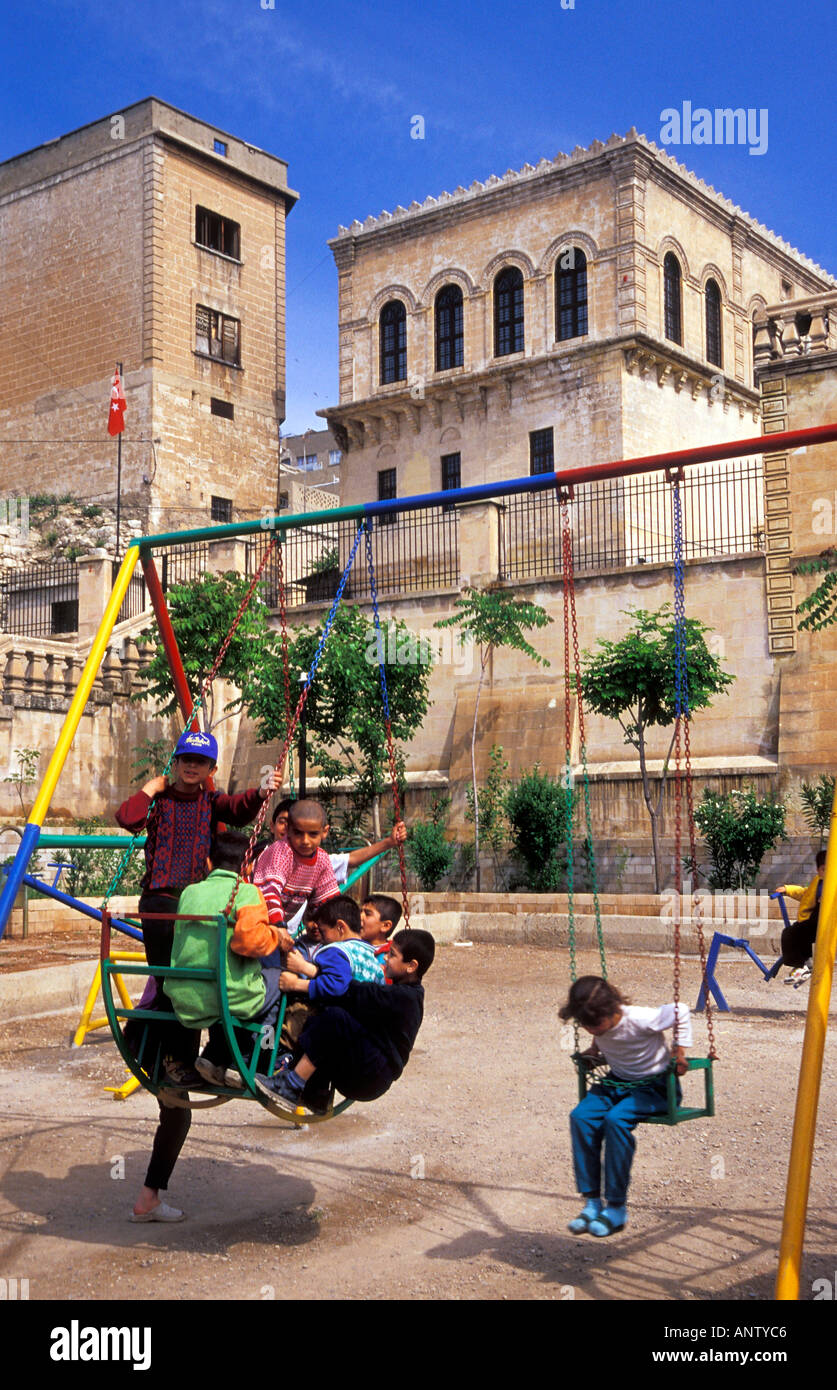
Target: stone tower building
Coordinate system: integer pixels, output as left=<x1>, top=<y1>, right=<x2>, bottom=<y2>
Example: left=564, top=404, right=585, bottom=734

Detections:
left=0, top=99, right=298, bottom=540
left=322, top=129, right=834, bottom=507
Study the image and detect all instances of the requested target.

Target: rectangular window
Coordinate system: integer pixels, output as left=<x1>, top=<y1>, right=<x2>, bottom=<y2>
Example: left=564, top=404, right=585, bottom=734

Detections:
left=213, top=139, right=228, bottom=157
left=441, top=452, right=461, bottom=510
left=51, top=597, right=78, bottom=634
left=377, top=467, right=397, bottom=526
left=211, top=495, right=233, bottom=523
left=296, top=454, right=318, bottom=472
left=278, top=491, right=289, bottom=511
left=196, top=206, right=241, bottom=260
left=529, top=428, right=554, bottom=476
left=329, top=449, right=342, bottom=467
left=196, top=305, right=241, bottom=366
left=210, top=397, right=235, bottom=419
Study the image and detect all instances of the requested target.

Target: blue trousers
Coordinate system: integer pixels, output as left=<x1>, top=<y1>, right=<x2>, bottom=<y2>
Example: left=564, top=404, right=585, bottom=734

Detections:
left=570, top=1072, right=678, bottom=1207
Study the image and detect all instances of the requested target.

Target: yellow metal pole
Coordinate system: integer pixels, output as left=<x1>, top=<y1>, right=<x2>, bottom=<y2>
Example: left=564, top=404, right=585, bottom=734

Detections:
left=72, top=963, right=104, bottom=1047
left=775, top=784, right=837, bottom=1299
left=29, top=547, right=140, bottom=827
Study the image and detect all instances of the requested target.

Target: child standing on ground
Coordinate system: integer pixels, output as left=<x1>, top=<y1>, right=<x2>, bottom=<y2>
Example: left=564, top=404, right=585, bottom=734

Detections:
left=116, top=728, right=280, bottom=1223
left=560, top=976, right=691, bottom=1238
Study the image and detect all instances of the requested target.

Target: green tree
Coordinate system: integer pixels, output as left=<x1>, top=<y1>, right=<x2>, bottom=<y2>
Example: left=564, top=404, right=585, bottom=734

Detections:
left=436, top=587, right=551, bottom=889
left=795, top=550, right=837, bottom=631
left=581, top=605, right=734, bottom=892
left=799, top=774, right=836, bottom=850
left=464, top=744, right=511, bottom=889
left=243, top=604, right=433, bottom=840
left=3, top=747, right=40, bottom=817
left=406, top=797, right=455, bottom=891
left=132, top=571, right=278, bottom=728
left=692, top=785, right=788, bottom=890
left=504, top=765, right=571, bottom=893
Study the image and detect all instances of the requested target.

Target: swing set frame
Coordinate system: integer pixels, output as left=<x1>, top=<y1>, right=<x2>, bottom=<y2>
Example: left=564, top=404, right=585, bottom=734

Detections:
left=0, top=420, right=836, bottom=1291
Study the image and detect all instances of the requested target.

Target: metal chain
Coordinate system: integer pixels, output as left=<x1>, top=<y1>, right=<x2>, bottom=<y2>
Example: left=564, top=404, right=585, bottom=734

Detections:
left=276, top=541, right=294, bottom=797
left=101, top=535, right=283, bottom=910
left=561, top=497, right=607, bottom=980
left=364, top=523, right=410, bottom=928
left=224, top=522, right=367, bottom=919
left=671, top=481, right=716, bottom=1059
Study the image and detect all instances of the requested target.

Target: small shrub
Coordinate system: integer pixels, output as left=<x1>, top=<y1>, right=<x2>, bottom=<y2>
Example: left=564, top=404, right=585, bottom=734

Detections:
left=405, top=798, right=455, bottom=891
left=692, top=784, right=788, bottom=890
left=504, top=765, right=571, bottom=893
left=799, top=774, right=835, bottom=850
left=81, top=504, right=103, bottom=519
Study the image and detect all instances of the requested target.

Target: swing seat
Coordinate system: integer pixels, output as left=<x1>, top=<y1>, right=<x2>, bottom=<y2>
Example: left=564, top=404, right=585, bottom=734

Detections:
left=100, top=909, right=354, bottom=1126
left=573, top=1054, right=715, bottom=1126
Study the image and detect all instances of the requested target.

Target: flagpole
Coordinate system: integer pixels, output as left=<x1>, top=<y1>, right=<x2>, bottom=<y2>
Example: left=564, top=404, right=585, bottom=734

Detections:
left=116, top=360, right=123, bottom=556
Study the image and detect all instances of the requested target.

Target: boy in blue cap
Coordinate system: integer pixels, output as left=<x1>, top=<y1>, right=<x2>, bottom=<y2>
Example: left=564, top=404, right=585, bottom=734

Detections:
left=117, top=729, right=282, bottom=1223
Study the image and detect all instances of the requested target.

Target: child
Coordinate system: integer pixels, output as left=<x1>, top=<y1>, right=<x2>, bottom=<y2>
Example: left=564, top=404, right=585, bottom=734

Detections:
left=777, top=850, right=826, bottom=984
left=117, top=729, right=280, bottom=1223
left=277, top=895, right=385, bottom=1053
left=360, top=893, right=403, bottom=966
left=263, top=799, right=407, bottom=940
left=256, top=928, right=435, bottom=1114
left=253, top=798, right=339, bottom=929
left=165, top=831, right=284, bottom=1057
left=560, top=976, right=691, bottom=1238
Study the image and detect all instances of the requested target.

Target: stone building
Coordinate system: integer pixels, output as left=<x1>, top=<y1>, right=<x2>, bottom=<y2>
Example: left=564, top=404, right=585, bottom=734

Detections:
left=0, top=98, right=298, bottom=541
left=278, top=426, right=344, bottom=511
left=322, top=129, right=833, bottom=509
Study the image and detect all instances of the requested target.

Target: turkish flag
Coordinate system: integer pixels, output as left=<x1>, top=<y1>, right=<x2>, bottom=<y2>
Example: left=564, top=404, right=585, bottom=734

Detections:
left=108, top=366, right=127, bottom=436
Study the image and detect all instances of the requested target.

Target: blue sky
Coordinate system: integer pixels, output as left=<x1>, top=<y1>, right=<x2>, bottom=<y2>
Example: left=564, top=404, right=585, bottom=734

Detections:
left=2, top=0, right=835, bottom=433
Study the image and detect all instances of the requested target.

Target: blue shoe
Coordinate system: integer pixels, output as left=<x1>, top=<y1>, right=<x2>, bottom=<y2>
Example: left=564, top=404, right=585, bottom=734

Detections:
left=568, top=1198, right=602, bottom=1234
left=588, top=1206, right=627, bottom=1237
left=254, top=1067, right=304, bottom=1113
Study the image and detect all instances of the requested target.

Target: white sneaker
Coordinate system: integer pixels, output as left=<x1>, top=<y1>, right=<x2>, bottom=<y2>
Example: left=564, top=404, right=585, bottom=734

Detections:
left=784, top=965, right=811, bottom=986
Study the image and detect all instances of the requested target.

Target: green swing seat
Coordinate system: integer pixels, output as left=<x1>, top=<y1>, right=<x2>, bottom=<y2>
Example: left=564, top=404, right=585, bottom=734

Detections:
left=573, top=1052, right=715, bottom=1126
left=100, top=909, right=353, bottom=1126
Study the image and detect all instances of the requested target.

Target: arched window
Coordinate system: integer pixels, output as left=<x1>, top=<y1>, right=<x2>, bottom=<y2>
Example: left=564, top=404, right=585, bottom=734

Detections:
left=705, top=279, right=722, bottom=367
left=494, top=266, right=525, bottom=357
left=664, top=253, right=682, bottom=345
left=556, top=247, right=588, bottom=341
left=380, top=300, right=407, bottom=384
left=435, top=284, right=464, bottom=372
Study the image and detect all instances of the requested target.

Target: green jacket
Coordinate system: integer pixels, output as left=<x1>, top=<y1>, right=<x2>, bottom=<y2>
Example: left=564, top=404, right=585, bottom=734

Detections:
left=165, top=871, right=267, bottom=1028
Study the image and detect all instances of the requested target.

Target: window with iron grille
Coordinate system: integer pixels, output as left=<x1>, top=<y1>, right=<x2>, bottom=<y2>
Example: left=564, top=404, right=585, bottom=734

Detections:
left=705, top=279, right=722, bottom=367
left=556, top=247, right=588, bottom=341
left=380, top=300, right=407, bottom=384
left=441, top=452, right=461, bottom=511
left=494, top=267, right=525, bottom=356
left=196, top=305, right=241, bottom=366
left=211, top=495, right=232, bottom=523
left=195, top=206, right=241, bottom=260
left=529, top=428, right=554, bottom=476
left=377, top=466, right=397, bottom=525
left=435, top=285, right=464, bottom=371
left=664, top=253, right=682, bottom=345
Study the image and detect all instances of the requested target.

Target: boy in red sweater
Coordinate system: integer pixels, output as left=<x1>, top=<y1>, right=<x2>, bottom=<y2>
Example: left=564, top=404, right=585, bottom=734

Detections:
left=253, top=798, right=339, bottom=931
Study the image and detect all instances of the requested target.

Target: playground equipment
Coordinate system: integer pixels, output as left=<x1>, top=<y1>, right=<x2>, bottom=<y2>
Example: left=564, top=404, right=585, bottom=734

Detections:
left=695, top=892, right=790, bottom=1012
left=562, top=467, right=715, bottom=1124
left=0, top=421, right=835, bottom=1273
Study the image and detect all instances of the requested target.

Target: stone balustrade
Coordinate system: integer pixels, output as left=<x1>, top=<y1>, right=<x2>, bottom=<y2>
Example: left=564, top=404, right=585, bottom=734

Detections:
left=0, top=634, right=153, bottom=712
left=753, top=291, right=837, bottom=364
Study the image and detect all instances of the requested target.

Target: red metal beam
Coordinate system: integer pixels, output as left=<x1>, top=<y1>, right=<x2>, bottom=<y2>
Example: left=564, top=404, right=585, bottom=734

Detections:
left=140, top=552, right=201, bottom=731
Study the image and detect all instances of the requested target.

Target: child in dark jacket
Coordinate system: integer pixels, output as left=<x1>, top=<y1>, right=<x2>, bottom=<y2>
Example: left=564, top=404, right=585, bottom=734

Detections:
left=255, top=928, right=434, bottom=1114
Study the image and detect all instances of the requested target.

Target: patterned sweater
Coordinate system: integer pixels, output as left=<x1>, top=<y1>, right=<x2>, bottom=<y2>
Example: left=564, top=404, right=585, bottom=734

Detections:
left=253, top=838, right=339, bottom=926
left=116, top=785, right=265, bottom=895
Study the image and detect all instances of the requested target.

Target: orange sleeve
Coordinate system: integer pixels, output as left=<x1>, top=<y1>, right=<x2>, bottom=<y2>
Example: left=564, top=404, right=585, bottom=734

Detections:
left=230, top=900, right=282, bottom=959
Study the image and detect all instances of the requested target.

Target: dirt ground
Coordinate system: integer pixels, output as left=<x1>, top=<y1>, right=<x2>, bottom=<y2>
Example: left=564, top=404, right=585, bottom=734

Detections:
left=0, top=941, right=835, bottom=1310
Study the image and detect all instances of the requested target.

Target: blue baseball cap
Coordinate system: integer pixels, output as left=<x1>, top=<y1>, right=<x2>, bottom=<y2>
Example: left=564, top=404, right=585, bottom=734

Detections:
left=173, top=729, right=218, bottom=762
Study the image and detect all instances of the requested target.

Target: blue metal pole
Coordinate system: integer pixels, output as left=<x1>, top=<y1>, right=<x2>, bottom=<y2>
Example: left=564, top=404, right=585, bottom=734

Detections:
left=0, top=823, right=40, bottom=943
left=11, top=870, right=144, bottom=942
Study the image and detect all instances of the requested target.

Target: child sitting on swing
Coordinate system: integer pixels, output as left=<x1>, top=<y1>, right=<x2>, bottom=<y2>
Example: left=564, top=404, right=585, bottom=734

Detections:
left=560, top=976, right=691, bottom=1238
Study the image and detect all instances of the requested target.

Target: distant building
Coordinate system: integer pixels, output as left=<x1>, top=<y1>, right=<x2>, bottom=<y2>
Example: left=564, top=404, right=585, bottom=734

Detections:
left=0, top=98, right=298, bottom=541
left=321, top=129, right=834, bottom=520
left=278, top=426, right=343, bottom=512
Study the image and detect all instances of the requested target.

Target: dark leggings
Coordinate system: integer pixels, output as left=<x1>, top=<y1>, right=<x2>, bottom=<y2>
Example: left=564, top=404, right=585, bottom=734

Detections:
left=135, top=891, right=197, bottom=1192
left=781, top=902, right=820, bottom=968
